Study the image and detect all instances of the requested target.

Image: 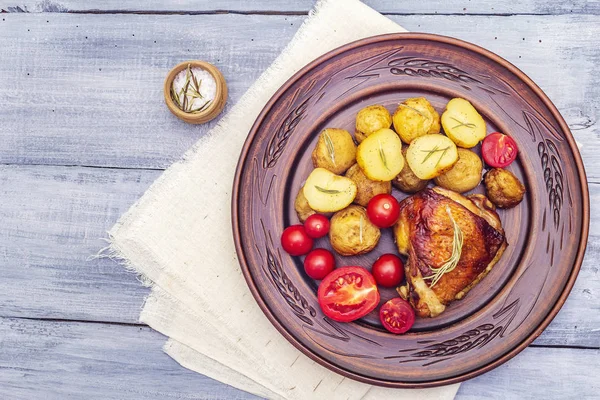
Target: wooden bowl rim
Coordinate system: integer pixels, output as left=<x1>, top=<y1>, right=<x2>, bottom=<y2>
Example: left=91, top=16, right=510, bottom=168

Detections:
left=231, top=32, right=590, bottom=388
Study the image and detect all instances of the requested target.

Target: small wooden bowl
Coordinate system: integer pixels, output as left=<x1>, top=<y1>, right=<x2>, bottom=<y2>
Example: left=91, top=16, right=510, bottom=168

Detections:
left=164, top=61, right=228, bottom=124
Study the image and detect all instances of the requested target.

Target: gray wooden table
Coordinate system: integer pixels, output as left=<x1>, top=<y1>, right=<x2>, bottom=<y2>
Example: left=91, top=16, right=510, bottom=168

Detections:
left=1, top=1, right=599, bottom=399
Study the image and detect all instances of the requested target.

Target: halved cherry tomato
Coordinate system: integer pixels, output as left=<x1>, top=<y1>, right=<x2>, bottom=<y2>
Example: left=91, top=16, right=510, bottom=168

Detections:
left=481, top=132, right=519, bottom=168
left=318, top=266, right=380, bottom=322
left=281, top=225, right=313, bottom=256
left=366, top=194, right=400, bottom=228
left=304, top=248, right=335, bottom=280
left=372, top=254, right=404, bottom=287
left=303, top=214, right=330, bottom=239
left=379, top=298, right=415, bottom=334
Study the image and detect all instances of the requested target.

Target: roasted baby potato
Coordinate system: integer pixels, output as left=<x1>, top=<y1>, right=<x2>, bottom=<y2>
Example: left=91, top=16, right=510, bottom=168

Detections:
left=392, top=97, right=441, bottom=144
left=356, top=128, right=405, bottom=182
left=329, top=205, right=381, bottom=256
left=294, top=185, right=333, bottom=222
left=441, top=98, right=486, bottom=148
left=303, top=168, right=357, bottom=213
left=434, top=148, right=483, bottom=193
left=484, top=168, right=526, bottom=208
left=406, top=134, right=458, bottom=180
left=392, top=145, right=429, bottom=193
left=312, top=128, right=357, bottom=175
left=355, top=105, right=392, bottom=143
left=345, top=164, right=392, bottom=206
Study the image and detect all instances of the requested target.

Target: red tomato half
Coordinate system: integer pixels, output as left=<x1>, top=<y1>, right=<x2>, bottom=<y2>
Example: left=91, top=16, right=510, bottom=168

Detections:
left=372, top=254, right=404, bottom=287
left=304, top=248, right=335, bottom=280
left=379, top=298, right=415, bottom=334
left=481, top=132, right=519, bottom=168
left=281, top=225, right=313, bottom=256
left=366, top=194, right=400, bottom=228
left=303, top=214, right=330, bottom=239
left=318, top=266, right=380, bottom=322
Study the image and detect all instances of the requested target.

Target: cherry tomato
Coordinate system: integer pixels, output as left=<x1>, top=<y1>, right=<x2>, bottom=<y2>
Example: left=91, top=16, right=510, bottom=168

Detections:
left=281, top=225, right=313, bottom=256
left=304, top=249, right=335, bottom=280
left=303, top=214, right=330, bottom=239
left=372, top=254, right=405, bottom=287
left=379, top=298, right=415, bottom=334
left=366, top=194, right=400, bottom=228
left=481, top=132, right=519, bottom=168
left=318, top=266, right=380, bottom=322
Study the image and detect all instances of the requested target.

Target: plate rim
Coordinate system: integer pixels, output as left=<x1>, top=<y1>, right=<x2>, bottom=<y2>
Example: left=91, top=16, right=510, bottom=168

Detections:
left=231, top=32, right=590, bottom=388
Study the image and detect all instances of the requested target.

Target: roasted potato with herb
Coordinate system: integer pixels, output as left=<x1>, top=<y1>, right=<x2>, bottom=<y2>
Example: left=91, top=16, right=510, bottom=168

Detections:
left=355, top=105, right=392, bottom=143
left=356, top=128, right=405, bottom=182
left=329, top=205, right=380, bottom=256
left=294, top=185, right=333, bottom=222
left=441, top=98, right=486, bottom=148
left=434, top=148, right=483, bottom=193
left=392, top=145, right=429, bottom=193
left=392, top=97, right=441, bottom=144
left=345, top=164, right=392, bottom=206
left=312, top=128, right=356, bottom=175
left=303, top=168, right=357, bottom=213
left=406, top=134, right=458, bottom=180
left=484, top=168, right=526, bottom=208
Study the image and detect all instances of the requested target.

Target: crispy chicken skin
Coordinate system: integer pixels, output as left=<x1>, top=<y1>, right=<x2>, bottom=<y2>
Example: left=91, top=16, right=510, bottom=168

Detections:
left=394, top=187, right=507, bottom=318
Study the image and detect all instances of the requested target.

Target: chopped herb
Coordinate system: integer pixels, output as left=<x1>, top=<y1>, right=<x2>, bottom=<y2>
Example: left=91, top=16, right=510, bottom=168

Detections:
left=421, top=145, right=450, bottom=166
left=323, top=132, right=336, bottom=166
left=450, top=116, right=476, bottom=130
left=378, top=139, right=389, bottom=171
left=315, top=185, right=342, bottom=194
left=399, top=103, right=426, bottom=118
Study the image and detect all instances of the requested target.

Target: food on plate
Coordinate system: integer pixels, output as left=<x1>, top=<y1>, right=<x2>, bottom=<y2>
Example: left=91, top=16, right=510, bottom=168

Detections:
left=441, top=98, right=486, bottom=148
left=356, top=128, right=405, bottom=181
left=345, top=164, right=392, bottom=207
left=312, top=128, right=357, bottom=174
left=317, top=266, right=380, bottom=322
left=355, top=105, right=392, bottom=143
left=394, top=187, right=507, bottom=318
left=392, top=97, right=441, bottom=144
left=481, top=132, right=519, bottom=168
left=379, top=298, right=415, bottom=334
left=366, top=193, right=400, bottom=228
left=405, top=134, right=459, bottom=180
left=329, top=205, right=380, bottom=256
left=294, top=185, right=318, bottom=222
left=372, top=254, right=404, bottom=288
left=303, top=214, right=330, bottom=239
left=484, top=168, right=526, bottom=208
left=304, top=248, right=336, bottom=280
left=392, top=145, right=430, bottom=193
left=434, top=148, right=483, bottom=193
left=281, top=225, right=314, bottom=256
left=303, top=168, right=357, bottom=213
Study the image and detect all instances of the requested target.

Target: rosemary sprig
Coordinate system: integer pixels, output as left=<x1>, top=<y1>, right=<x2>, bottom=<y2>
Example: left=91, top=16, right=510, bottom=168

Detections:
left=378, top=139, right=389, bottom=171
left=450, top=117, right=476, bottom=130
left=323, top=132, right=336, bottom=166
left=315, top=185, right=342, bottom=194
left=399, top=103, right=426, bottom=118
left=423, top=207, right=464, bottom=287
left=421, top=145, right=450, bottom=167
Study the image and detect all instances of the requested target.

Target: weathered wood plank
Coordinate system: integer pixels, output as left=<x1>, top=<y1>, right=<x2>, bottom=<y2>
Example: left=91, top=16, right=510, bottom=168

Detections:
left=0, top=164, right=598, bottom=347
left=0, top=14, right=598, bottom=176
left=0, top=316, right=597, bottom=399
left=1, top=0, right=599, bottom=15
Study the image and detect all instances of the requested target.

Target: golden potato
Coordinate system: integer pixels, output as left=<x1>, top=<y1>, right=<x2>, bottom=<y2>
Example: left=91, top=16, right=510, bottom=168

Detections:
left=312, top=128, right=356, bottom=174
left=356, top=128, right=405, bottom=182
left=345, top=164, right=391, bottom=206
left=441, top=98, right=486, bottom=148
left=392, top=97, right=441, bottom=144
left=405, top=134, right=458, bottom=180
left=484, top=168, right=526, bottom=208
left=355, top=105, right=392, bottom=143
left=434, top=148, right=483, bottom=193
left=303, top=168, right=357, bottom=213
left=329, top=205, right=380, bottom=256
left=392, top=145, right=429, bottom=193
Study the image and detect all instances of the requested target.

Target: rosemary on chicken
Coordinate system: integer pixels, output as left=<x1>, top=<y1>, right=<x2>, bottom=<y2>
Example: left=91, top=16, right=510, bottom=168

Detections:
left=421, top=145, right=450, bottom=167
left=450, top=116, right=476, bottom=130
left=314, top=185, right=343, bottom=194
left=323, top=131, right=336, bottom=166
left=423, top=207, right=464, bottom=287
left=170, top=64, right=213, bottom=113
left=378, top=139, right=390, bottom=171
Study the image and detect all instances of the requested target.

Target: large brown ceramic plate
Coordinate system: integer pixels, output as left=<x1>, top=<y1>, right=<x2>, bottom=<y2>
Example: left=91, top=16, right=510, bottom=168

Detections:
left=232, top=33, right=589, bottom=387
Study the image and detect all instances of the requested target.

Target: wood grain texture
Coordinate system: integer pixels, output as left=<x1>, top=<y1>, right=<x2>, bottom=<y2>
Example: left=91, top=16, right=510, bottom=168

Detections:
left=0, top=316, right=597, bottom=400
left=0, top=13, right=598, bottom=176
left=0, top=164, right=598, bottom=348
left=0, top=0, right=599, bottom=15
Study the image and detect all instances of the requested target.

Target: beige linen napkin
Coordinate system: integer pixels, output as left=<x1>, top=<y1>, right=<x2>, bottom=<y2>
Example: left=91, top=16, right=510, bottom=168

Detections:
left=108, top=0, right=460, bottom=398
